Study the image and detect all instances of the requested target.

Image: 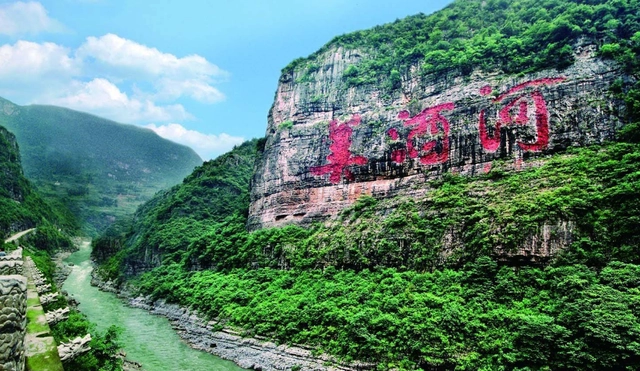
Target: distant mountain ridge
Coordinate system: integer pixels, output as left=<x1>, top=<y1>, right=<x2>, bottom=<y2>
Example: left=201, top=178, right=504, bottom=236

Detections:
left=0, top=97, right=202, bottom=235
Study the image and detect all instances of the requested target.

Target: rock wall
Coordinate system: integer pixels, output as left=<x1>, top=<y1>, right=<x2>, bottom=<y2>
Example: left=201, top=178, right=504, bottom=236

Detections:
left=0, top=275, right=27, bottom=371
left=0, top=249, right=23, bottom=276
left=249, top=45, right=627, bottom=235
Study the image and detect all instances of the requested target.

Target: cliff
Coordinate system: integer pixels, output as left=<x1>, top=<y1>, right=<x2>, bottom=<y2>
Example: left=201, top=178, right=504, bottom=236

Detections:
left=0, top=126, right=26, bottom=204
left=249, top=45, right=627, bottom=232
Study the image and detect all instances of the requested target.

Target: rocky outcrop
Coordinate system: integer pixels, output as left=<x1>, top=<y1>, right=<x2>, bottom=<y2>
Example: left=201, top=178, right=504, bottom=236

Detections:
left=0, top=275, right=27, bottom=371
left=249, top=45, right=627, bottom=240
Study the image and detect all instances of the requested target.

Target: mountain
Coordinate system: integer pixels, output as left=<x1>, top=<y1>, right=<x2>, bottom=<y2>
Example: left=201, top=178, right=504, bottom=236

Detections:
left=0, top=97, right=202, bottom=235
left=0, top=124, right=75, bottom=251
left=248, top=0, right=637, bottom=232
left=91, top=139, right=259, bottom=276
left=95, top=0, right=640, bottom=369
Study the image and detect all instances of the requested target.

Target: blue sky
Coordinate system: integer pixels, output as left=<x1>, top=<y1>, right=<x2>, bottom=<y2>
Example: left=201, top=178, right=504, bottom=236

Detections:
left=0, top=0, right=452, bottom=159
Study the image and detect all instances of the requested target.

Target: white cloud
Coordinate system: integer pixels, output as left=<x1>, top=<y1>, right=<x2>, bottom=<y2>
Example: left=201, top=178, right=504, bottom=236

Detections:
left=52, top=78, right=191, bottom=123
left=0, top=27, right=231, bottom=159
left=146, top=123, right=245, bottom=160
left=0, top=2, right=65, bottom=35
left=76, top=33, right=227, bottom=102
left=155, top=78, right=225, bottom=103
left=0, top=31, right=229, bottom=123
left=0, top=40, right=77, bottom=80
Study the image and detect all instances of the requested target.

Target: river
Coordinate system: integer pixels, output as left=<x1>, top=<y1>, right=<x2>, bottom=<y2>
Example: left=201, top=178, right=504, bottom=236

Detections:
left=62, top=239, right=245, bottom=371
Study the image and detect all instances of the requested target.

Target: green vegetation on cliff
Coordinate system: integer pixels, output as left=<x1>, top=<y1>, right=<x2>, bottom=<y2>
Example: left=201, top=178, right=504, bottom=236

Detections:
left=94, top=129, right=640, bottom=369
left=94, top=0, right=640, bottom=369
left=0, top=124, right=75, bottom=250
left=0, top=97, right=202, bottom=235
left=286, top=0, right=639, bottom=89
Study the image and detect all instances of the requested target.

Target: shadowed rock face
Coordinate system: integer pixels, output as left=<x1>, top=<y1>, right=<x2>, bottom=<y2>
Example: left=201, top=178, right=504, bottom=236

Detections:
left=248, top=45, right=627, bottom=232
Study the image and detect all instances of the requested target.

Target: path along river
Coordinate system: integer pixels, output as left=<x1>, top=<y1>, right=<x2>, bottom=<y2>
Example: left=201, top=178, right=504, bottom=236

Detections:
left=62, top=239, right=245, bottom=371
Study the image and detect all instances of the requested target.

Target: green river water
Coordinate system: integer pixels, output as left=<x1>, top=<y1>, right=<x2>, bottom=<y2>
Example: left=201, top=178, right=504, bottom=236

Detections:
left=62, top=240, right=245, bottom=371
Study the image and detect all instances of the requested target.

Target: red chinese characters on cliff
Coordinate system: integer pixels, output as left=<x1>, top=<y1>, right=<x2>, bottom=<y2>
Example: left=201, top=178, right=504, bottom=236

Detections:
left=395, top=102, right=455, bottom=165
left=308, top=77, right=566, bottom=184
left=310, top=115, right=368, bottom=183
left=479, top=78, right=565, bottom=153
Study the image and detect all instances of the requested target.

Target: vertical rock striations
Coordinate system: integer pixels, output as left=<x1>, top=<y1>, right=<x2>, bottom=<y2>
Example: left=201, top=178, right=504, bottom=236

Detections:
left=249, top=46, right=627, bottom=233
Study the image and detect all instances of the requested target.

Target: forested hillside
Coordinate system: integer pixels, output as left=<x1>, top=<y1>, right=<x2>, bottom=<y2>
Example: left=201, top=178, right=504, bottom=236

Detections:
left=0, top=124, right=75, bottom=251
left=94, top=0, right=640, bottom=369
left=0, top=97, right=202, bottom=235
left=285, top=0, right=639, bottom=87
left=92, top=139, right=260, bottom=276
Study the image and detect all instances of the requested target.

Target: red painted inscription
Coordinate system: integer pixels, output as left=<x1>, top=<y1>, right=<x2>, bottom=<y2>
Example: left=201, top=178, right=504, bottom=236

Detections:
left=479, top=78, right=565, bottom=153
left=399, top=102, right=455, bottom=165
left=308, top=77, right=566, bottom=183
left=310, top=115, right=368, bottom=184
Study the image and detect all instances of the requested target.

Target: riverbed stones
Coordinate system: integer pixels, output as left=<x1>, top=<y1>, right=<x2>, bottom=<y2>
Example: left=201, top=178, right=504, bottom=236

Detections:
left=126, top=295, right=372, bottom=371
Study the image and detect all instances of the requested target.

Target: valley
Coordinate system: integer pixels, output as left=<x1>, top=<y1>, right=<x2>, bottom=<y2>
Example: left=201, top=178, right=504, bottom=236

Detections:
left=2, top=0, right=640, bottom=370
left=61, top=240, right=243, bottom=371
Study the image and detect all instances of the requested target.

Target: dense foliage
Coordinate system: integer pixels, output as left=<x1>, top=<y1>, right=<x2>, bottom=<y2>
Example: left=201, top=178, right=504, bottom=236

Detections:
left=92, top=139, right=259, bottom=279
left=94, top=1, right=640, bottom=369
left=138, top=261, right=640, bottom=370
left=285, top=0, right=640, bottom=89
left=0, top=125, right=75, bottom=250
left=50, top=311, right=123, bottom=371
left=0, top=97, right=202, bottom=235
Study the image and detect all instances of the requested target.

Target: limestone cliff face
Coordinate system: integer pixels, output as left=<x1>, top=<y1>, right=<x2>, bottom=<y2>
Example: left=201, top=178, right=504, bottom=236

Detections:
left=249, top=44, right=627, bottom=233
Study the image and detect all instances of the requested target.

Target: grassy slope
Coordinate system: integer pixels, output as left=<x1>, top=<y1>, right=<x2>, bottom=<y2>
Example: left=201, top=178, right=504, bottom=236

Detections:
left=0, top=98, right=202, bottom=235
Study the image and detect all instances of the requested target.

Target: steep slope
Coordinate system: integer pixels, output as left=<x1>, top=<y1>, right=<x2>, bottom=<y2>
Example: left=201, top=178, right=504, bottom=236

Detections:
left=92, top=139, right=260, bottom=277
left=249, top=0, right=638, bottom=236
left=0, top=97, right=202, bottom=235
left=0, top=125, right=74, bottom=251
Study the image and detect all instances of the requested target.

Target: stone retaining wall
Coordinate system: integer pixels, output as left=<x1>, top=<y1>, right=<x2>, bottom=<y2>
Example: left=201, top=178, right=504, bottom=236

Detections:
left=0, top=275, right=27, bottom=371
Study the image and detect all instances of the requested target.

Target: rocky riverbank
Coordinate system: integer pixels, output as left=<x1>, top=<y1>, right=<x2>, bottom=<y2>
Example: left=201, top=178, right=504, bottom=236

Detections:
left=91, top=273, right=372, bottom=371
